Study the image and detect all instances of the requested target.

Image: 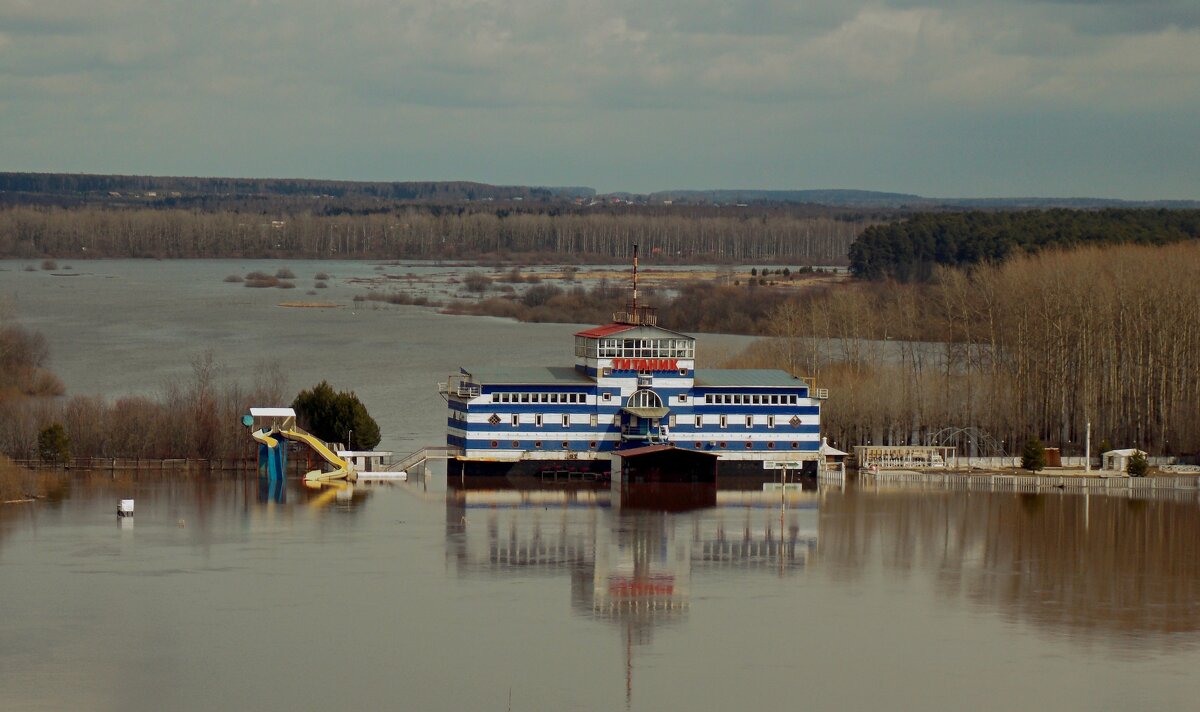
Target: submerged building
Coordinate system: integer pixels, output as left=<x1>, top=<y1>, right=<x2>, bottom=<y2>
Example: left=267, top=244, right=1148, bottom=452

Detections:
left=441, top=253, right=825, bottom=480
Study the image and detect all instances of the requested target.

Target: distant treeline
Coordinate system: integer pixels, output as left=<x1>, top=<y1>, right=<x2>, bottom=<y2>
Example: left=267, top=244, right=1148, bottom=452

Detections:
left=0, top=172, right=594, bottom=204
left=0, top=353, right=287, bottom=461
left=849, top=209, right=1200, bottom=281
left=732, top=242, right=1200, bottom=455
left=0, top=205, right=871, bottom=263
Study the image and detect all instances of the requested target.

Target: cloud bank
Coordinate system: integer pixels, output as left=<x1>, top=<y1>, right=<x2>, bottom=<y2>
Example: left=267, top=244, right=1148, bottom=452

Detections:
left=1, top=0, right=1196, bottom=197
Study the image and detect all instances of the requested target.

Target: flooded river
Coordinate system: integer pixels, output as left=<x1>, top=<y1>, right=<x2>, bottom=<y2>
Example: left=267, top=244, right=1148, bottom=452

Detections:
left=1, top=260, right=1198, bottom=710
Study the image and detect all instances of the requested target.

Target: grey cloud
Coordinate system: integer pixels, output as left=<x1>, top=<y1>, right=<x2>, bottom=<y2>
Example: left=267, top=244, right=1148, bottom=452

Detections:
left=0, top=0, right=1196, bottom=198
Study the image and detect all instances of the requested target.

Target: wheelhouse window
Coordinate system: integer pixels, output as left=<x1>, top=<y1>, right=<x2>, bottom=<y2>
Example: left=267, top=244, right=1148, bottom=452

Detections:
left=535, top=414, right=544, bottom=427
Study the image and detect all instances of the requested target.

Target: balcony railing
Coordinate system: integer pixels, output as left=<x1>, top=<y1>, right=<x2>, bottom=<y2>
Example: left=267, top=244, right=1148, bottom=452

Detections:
left=438, top=380, right=480, bottom=399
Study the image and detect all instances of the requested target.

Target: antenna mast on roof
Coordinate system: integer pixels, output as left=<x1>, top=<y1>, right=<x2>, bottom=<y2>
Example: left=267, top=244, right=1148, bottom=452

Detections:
left=632, top=243, right=639, bottom=311
left=613, top=243, right=657, bottom=326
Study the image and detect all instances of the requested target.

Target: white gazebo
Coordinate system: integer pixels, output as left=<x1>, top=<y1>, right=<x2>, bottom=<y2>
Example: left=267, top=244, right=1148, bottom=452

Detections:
left=1102, top=448, right=1146, bottom=473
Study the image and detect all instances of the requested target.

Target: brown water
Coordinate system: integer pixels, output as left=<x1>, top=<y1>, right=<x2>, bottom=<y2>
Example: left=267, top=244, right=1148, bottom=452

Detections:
left=1, top=260, right=1198, bottom=710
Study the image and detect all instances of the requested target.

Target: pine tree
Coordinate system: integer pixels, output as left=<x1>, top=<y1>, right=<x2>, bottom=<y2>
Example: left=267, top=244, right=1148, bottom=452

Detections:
left=292, top=381, right=381, bottom=450
left=1021, top=436, right=1046, bottom=472
left=1127, top=451, right=1150, bottom=477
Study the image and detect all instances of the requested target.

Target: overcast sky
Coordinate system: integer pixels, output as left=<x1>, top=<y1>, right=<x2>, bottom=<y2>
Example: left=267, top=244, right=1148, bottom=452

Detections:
left=1, top=0, right=1197, bottom=198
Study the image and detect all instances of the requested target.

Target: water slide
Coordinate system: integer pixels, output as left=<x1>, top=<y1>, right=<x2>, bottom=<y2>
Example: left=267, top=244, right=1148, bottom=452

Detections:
left=278, top=427, right=354, bottom=483
left=246, top=408, right=355, bottom=483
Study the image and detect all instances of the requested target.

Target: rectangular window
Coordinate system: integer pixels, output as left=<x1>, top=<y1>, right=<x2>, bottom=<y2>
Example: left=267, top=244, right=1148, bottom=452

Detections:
left=719, top=415, right=727, bottom=429
left=612, top=414, right=620, bottom=425
left=771, top=395, right=779, bottom=405
left=562, top=414, right=570, bottom=428
left=679, top=367, right=688, bottom=377
left=602, top=367, right=612, bottom=377
left=791, top=395, right=798, bottom=404
left=745, top=415, right=753, bottom=428
left=535, top=414, right=544, bottom=427
left=677, top=394, right=687, bottom=403
left=510, top=414, right=519, bottom=427
left=603, top=393, right=612, bottom=402
left=521, top=393, right=530, bottom=403
left=590, top=414, right=598, bottom=427
left=694, top=415, right=703, bottom=428
left=768, top=415, right=775, bottom=428
left=705, top=394, right=713, bottom=404
left=668, top=415, right=676, bottom=428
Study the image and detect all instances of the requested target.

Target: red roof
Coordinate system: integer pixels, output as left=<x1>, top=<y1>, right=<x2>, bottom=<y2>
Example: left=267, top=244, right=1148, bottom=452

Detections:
left=574, top=323, right=636, bottom=338
left=616, top=444, right=718, bottom=458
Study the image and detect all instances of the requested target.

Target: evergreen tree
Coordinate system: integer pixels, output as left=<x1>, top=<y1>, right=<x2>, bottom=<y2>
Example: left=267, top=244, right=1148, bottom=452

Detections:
left=1127, top=451, right=1150, bottom=477
left=1021, top=436, right=1046, bottom=472
left=292, top=381, right=381, bottom=450
left=37, top=423, right=70, bottom=464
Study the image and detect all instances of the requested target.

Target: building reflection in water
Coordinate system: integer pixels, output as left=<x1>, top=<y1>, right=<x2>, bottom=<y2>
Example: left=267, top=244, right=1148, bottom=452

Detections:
left=444, top=476, right=822, bottom=705
left=817, top=487, right=1200, bottom=641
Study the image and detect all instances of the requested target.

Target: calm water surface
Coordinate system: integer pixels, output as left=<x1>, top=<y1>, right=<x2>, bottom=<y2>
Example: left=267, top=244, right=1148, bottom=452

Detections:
left=1, top=260, right=1198, bottom=710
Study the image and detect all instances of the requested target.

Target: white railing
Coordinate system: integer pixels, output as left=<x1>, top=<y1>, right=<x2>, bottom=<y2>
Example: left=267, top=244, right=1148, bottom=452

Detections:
left=438, top=381, right=480, bottom=398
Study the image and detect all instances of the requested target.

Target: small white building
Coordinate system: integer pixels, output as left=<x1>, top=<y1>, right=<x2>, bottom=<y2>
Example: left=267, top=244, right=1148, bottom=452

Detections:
left=1102, top=448, right=1146, bottom=473
left=335, top=450, right=393, bottom=472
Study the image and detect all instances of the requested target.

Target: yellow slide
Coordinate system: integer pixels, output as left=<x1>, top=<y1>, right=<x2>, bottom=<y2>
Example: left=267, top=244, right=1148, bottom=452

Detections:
left=251, top=428, right=280, bottom=448
left=279, top=428, right=355, bottom=483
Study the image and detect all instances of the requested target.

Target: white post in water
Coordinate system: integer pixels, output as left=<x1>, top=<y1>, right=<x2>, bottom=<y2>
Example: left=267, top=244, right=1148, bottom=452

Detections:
left=118, top=499, right=135, bottom=517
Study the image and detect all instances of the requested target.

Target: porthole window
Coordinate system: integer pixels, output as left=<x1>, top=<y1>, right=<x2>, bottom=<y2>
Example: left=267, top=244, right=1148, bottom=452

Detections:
left=589, top=441, right=597, bottom=448
left=768, top=442, right=776, bottom=449
left=745, top=441, right=753, bottom=449
left=512, top=440, right=520, bottom=448
left=490, top=441, right=498, bottom=448
left=719, top=442, right=727, bottom=449
left=562, top=441, right=570, bottom=449
left=791, top=442, right=799, bottom=449
left=534, top=441, right=542, bottom=448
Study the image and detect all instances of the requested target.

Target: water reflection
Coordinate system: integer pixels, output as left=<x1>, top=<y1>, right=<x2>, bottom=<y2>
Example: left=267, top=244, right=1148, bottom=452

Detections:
left=444, top=479, right=820, bottom=706
left=818, top=487, right=1200, bottom=642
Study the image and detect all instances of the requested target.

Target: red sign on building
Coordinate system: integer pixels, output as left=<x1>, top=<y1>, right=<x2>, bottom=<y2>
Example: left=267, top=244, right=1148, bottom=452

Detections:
left=611, top=357, right=680, bottom=372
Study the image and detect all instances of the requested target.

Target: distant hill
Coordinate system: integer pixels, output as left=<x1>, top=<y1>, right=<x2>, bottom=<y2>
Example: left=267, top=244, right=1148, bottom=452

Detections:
left=2, top=172, right=1194, bottom=210
left=644, top=189, right=925, bottom=207
left=636, top=189, right=1200, bottom=210
left=0, top=172, right=596, bottom=205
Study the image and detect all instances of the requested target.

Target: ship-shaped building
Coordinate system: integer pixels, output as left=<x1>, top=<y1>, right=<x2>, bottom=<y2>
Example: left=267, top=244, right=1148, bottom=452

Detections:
left=441, top=249, right=825, bottom=480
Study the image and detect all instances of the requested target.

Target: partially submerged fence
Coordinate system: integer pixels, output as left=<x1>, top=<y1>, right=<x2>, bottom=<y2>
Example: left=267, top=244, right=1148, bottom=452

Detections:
left=861, top=470, right=1200, bottom=501
left=14, top=457, right=262, bottom=473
